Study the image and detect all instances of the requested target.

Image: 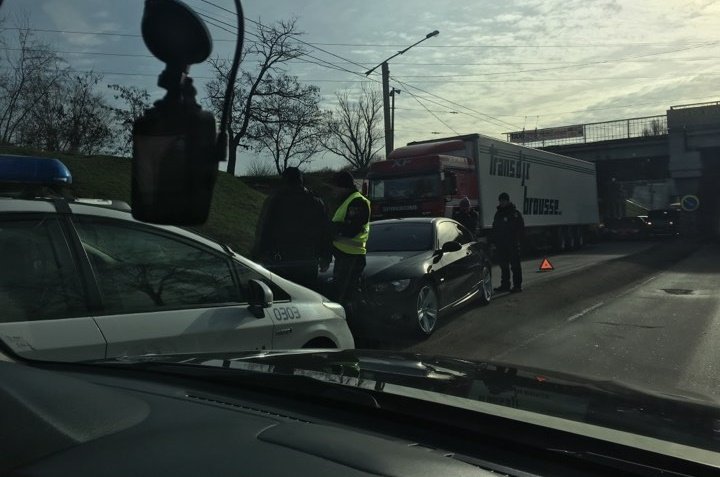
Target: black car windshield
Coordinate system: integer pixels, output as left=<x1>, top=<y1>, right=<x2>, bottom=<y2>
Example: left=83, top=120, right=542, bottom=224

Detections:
left=367, top=223, right=434, bottom=252
left=369, top=174, right=441, bottom=200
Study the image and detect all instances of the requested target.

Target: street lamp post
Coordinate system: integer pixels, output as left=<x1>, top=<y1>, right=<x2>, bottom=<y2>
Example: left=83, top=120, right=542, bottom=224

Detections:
left=366, top=30, right=439, bottom=157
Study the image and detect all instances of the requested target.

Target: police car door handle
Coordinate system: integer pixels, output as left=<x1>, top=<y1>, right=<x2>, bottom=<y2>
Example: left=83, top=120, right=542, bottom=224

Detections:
left=276, top=328, right=293, bottom=336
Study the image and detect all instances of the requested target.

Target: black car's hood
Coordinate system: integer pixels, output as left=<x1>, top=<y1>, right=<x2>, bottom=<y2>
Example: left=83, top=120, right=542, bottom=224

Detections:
left=98, top=349, right=720, bottom=452
left=362, top=251, right=431, bottom=281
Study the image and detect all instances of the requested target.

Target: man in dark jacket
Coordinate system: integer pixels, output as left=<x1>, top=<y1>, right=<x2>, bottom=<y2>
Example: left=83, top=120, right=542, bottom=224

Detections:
left=330, top=171, right=371, bottom=306
left=492, top=192, right=525, bottom=293
left=254, top=167, right=332, bottom=289
left=453, top=197, right=479, bottom=236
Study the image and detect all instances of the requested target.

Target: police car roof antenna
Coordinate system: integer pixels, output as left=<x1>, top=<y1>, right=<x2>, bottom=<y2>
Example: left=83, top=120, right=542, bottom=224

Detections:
left=133, top=0, right=244, bottom=225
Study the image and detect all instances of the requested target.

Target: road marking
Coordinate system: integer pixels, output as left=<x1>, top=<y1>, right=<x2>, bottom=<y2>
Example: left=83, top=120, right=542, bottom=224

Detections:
left=566, top=302, right=605, bottom=322
left=617, top=274, right=657, bottom=298
left=564, top=275, right=657, bottom=323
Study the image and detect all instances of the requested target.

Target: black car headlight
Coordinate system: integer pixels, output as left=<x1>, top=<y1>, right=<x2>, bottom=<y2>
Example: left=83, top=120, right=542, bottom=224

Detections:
left=369, top=279, right=412, bottom=293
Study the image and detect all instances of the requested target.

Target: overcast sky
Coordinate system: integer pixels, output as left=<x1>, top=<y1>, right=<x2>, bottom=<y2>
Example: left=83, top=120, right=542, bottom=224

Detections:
left=2, top=0, right=719, bottom=173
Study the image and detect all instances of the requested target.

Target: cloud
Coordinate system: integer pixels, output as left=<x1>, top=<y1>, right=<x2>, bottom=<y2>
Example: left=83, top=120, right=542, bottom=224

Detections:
left=42, top=1, right=121, bottom=47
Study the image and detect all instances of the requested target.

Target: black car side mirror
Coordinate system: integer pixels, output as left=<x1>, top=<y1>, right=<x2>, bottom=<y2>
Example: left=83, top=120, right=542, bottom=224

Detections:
left=437, top=241, right=462, bottom=255
left=247, top=279, right=273, bottom=318
left=442, top=241, right=462, bottom=252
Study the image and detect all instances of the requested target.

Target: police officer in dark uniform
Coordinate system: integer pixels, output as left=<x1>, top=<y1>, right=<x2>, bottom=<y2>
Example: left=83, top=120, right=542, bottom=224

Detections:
left=254, top=167, right=332, bottom=289
left=492, top=192, right=525, bottom=293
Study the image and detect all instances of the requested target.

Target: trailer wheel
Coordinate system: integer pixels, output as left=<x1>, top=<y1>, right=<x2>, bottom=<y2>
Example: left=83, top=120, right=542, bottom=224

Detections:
left=575, top=227, right=585, bottom=248
left=554, top=227, right=567, bottom=252
left=567, top=227, right=577, bottom=249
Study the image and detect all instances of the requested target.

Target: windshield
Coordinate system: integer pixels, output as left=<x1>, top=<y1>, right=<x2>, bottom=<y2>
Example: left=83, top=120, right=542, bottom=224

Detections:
left=369, top=174, right=441, bottom=200
left=648, top=210, right=672, bottom=221
left=1, top=0, right=719, bottom=458
left=366, top=223, right=434, bottom=252
left=617, top=217, right=643, bottom=226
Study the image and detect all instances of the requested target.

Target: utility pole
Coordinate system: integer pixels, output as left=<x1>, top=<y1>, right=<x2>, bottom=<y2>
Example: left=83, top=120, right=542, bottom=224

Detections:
left=390, top=88, right=400, bottom=135
left=381, top=62, right=392, bottom=157
left=366, top=30, right=439, bottom=158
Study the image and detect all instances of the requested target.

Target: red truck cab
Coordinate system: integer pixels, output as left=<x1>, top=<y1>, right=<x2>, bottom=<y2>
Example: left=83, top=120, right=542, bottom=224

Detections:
left=367, top=140, right=477, bottom=220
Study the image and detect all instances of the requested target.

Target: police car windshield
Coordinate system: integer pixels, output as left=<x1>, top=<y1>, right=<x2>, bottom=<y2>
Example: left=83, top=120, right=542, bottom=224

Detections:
left=369, top=174, right=441, bottom=200
left=366, top=223, right=434, bottom=252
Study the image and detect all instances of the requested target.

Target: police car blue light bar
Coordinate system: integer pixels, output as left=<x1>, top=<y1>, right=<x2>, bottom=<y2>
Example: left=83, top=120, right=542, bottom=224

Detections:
left=0, top=155, right=72, bottom=185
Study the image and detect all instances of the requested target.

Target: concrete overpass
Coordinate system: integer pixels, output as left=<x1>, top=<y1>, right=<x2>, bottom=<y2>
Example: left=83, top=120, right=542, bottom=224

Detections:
left=508, top=101, right=720, bottom=233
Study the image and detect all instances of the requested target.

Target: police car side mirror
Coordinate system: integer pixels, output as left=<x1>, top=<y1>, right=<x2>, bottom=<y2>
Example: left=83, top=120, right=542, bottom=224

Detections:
left=247, top=279, right=273, bottom=318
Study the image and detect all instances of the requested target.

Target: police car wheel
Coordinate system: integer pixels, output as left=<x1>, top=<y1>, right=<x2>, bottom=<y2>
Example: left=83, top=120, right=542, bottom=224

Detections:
left=478, top=264, right=493, bottom=305
left=302, top=337, right=337, bottom=349
left=415, top=284, right=438, bottom=337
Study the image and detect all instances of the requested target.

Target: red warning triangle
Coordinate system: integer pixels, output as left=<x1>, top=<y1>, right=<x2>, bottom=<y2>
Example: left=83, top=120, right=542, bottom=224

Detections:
left=539, top=258, right=554, bottom=271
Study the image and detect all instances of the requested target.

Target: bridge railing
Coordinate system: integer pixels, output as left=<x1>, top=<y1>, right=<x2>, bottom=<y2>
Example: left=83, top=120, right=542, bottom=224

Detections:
left=669, top=100, right=720, bottom=110
left=508, top=115, right=667, bottom=147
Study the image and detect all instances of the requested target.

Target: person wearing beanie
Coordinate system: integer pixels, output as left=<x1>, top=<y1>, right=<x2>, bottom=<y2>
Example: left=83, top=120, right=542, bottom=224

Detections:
left=253, top=167, right=332, bottom=289
left=492, top=192, right=525, bottom=293
left=453, top=196, right=479, bottom=236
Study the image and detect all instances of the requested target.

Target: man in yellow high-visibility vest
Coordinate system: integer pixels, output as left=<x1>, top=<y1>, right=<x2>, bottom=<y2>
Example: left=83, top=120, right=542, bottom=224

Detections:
left=330, top=171, right=370, bottom=305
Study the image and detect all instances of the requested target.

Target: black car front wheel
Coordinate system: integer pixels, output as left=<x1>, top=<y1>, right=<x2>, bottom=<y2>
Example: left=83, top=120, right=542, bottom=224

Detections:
left=478, top=264, right=493, bottom=305
left=415, top=284, right=439, bottom=337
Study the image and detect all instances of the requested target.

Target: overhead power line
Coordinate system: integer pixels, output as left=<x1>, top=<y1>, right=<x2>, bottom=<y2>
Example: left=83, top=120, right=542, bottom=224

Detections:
left=192, top=4, right=383, bottom=83
left=389, top=73, right=720, bottom=83
left=293, top=41, right=717, bottom=49
left=196, top=0, right=372, bottom=73
left=393, top=41, right=720, bottom=78
left=8, top=26, right=718, bottom=50
left=19, top=7, right=677, bottom=133
left=402, top=89, right=460, bottom=135
left=391, top=77, right=520, bottom=130
left=290, top=57, right=720, bottom=67
left=194, top=1, right=518, bottom=132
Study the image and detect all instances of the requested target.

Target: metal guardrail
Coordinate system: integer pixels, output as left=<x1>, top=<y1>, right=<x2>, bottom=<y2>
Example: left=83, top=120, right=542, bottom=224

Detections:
left=509, top=115, right=667, bottom=147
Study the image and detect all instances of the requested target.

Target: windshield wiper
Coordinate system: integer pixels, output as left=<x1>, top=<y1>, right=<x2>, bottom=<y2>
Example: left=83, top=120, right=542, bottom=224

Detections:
left=87, top=357, right=381, bottom=409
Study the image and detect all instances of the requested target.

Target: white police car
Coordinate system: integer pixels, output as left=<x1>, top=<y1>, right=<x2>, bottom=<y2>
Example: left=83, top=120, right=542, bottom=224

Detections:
left=0, top=155, right=354, bottom=361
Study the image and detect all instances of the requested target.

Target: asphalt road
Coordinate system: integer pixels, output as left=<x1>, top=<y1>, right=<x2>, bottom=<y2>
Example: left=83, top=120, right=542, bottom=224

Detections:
left=391, top=238, right=720, bottom=403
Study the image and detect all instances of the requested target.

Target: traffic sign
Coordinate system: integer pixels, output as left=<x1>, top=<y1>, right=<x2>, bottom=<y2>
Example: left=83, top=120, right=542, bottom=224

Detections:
left=681, top=194, right=700, bottom=212
left=538, top=258, right=554, bottom=271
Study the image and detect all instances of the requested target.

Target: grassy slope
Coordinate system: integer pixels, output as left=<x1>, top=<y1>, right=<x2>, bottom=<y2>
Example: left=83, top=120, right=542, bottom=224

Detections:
left=0, top=146, right=266, bottom=255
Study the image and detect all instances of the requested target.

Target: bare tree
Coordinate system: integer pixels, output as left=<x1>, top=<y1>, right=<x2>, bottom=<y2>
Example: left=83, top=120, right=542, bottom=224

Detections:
left=107, top=84, right=152, bottom=155
left=0, top=19, right=66, bottom=145
left=321, top=84, right=384, bottom=170
left=246, top=157, right=276, bottom=176
left=20, top=71, right=113, bottom=155
left=642, top=118, right=667, bottom=137
left=204, top=18, right=306, bottom=175
left=249, top=75, right=323, bottom=175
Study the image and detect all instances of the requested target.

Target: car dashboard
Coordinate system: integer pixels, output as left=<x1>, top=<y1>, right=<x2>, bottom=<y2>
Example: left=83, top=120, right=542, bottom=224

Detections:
left=1, top=360, right=717, bottom=476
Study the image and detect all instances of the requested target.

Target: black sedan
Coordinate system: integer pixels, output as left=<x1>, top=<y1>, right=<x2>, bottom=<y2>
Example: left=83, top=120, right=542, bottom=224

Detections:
left=605, top=216, right=650, bottom=240
left=349, top=218, right=493, bottom=339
